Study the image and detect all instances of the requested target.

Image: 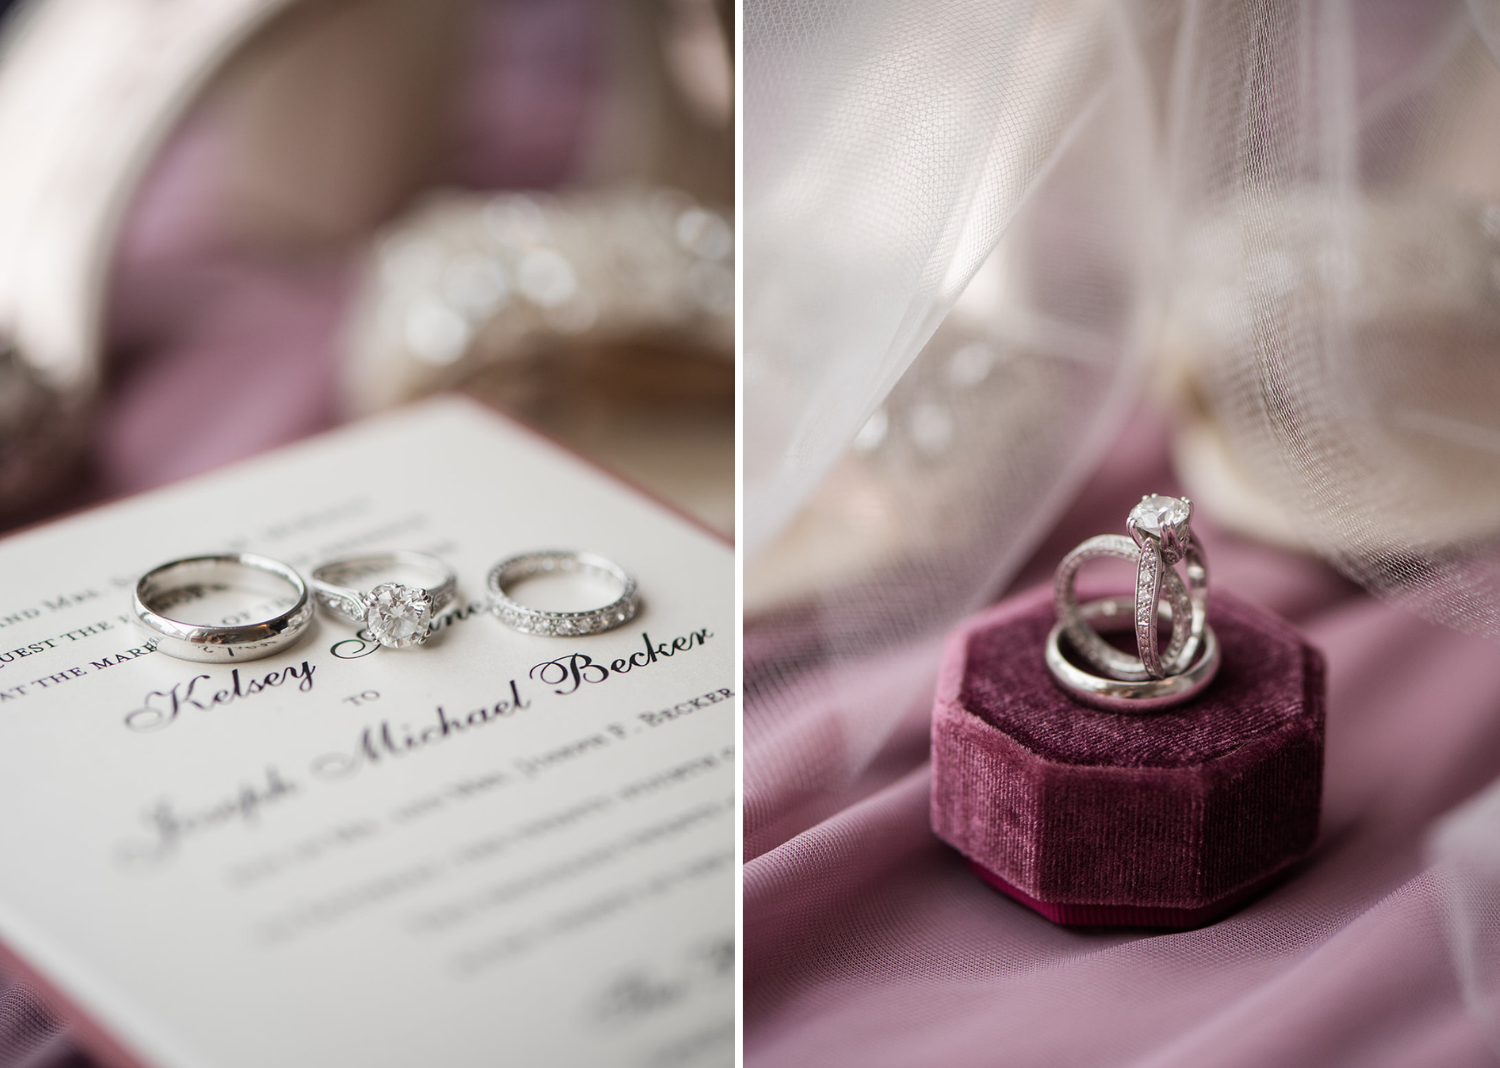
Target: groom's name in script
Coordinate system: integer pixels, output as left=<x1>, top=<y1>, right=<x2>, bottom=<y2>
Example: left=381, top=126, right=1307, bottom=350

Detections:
left=311, top=681, right=530, bottom=778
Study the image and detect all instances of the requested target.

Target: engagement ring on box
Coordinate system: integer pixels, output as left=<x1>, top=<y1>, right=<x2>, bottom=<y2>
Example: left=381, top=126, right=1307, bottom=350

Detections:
left=1047, top=494, right=1218, bottom=709
left=132, top=553, right=313, bottom=663
left=1055, top=494, right=1208, bottom=681
left=310, top=551, right=457, bottom=649
left=486, top=550, right=639, bottom=637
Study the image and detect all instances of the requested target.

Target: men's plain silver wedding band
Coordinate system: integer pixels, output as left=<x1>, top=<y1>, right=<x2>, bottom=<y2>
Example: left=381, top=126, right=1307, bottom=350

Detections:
left=1045, top=595, right=1221, bottom=712
left=132, top=553, right=313, bottom=663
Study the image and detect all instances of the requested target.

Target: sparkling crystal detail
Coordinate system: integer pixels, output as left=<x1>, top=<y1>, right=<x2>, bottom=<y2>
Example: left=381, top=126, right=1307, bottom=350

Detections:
left=1129, top=495, right=1190, bottom=536
left=365, top=584, right=432, bottom=649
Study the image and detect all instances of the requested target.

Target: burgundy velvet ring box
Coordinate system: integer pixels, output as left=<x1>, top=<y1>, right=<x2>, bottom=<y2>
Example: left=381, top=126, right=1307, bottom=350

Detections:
left=931, top=586, right=1325, bottom=928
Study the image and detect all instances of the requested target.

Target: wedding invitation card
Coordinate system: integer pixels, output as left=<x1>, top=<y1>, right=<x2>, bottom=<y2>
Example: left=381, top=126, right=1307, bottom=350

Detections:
left=0, top=396, right=734, bottom=1067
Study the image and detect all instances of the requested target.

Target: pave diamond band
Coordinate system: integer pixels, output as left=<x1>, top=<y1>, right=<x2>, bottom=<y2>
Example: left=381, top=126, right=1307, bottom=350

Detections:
left=486, top=551, right=639, bottom=637
left=1124, top=495, right=1207, bottom=679
left=309, top=551, right=457, bottom=649
left=1054, top=535, right=1195, bottom=683
left=132, top=553, right=313, bottom=663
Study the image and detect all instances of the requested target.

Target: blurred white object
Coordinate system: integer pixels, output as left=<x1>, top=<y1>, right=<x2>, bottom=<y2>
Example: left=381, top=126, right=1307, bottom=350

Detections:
left=0, top=0, right=470, bottom=512
left=0, top=0, right=287, bottom=511
left=0, top=0, right=283, bottom=399
left=0, top=0, right=732, bottom=515
left=0, top=0, right=477, bottom=386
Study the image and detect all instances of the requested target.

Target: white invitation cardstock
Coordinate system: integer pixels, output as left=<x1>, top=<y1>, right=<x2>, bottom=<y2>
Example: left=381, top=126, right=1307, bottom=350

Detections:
left=0, top=396, right=734, bottom=1068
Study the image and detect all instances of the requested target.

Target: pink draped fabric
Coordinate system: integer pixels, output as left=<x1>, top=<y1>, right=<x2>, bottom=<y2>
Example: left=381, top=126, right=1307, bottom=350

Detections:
left=745, top=411, right=1500, bottom=1067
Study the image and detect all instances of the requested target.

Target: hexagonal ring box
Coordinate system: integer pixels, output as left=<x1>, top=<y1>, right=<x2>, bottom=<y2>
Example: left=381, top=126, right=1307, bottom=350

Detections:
left=931, top=586, right=1325, bottom=928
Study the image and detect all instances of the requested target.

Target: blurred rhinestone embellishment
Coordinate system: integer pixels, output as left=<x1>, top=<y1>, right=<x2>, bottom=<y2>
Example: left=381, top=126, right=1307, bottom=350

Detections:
left=365, top=583, right=433, bottom=648
left=1130, top=495, right=1190, bottom=536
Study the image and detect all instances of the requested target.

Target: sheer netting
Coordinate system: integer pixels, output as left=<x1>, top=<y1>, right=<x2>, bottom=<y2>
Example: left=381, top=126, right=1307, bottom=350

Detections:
left=745, top=0, right=1158, bottom=848
left=745, top=0, right=1500, bottom=1062
left=1161, top=0, right=1500, bottom=635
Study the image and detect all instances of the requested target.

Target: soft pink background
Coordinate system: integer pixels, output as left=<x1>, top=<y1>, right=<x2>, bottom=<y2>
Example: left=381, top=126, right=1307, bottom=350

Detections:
left=745, top=413, right=1500, bottom=1067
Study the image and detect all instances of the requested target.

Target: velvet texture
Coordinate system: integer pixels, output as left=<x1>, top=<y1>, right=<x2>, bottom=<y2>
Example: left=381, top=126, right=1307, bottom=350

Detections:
left=932, top=586, right=1324, bottom=923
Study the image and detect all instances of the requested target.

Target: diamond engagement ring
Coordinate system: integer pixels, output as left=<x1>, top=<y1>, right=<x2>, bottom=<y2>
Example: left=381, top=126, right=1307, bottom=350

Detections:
left=1056, top=494, right=1208, bottom=681
left=486, top=550, right=639, bottom=637
left=132, top=553, right=314, bottom=662
left=309, top=551, right=457, bottom=649
left=1125, top=495, right=1207, bottom=679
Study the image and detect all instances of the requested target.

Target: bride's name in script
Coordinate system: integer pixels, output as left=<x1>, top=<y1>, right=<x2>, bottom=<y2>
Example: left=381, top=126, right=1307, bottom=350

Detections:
left=124, top=662, right=316, bottom=733
left=531, top=628, right=713, bottom=696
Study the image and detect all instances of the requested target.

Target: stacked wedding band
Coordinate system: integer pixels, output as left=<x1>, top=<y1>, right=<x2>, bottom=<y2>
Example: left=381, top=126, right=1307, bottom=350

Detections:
left=134, top=547, right=640, bottom=660
left=486, top=550, right=639, bottom=637
left=1047, top=495, right=1219, bottom=710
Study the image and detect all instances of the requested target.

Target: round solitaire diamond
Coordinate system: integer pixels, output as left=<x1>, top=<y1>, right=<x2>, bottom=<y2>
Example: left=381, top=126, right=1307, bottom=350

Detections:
left=364, top=583, right=432, bottom=648
left=1129, top=495, right=1190, bottom=536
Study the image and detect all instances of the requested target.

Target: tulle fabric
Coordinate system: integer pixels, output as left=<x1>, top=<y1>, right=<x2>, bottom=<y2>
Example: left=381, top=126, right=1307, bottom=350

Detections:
left=1160, top=0, right=1500, bottom=637
left=745, top=0, right=1500, bottom=1055
left=744, top=0, right=1148, bottom=556
left=745, top=0, right=1156, bottom=855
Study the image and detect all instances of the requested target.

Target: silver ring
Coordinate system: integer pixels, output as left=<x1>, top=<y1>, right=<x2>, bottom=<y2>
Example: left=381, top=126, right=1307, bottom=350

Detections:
left=486, top=550, right=639, bottom=637
left=1124, top=494, right=1208, bottom=679
left=309, top=551, right=457, bottom=649
left=1045, top=596, right=1220, bottom=712
left=1055, top=534, right=1194, bottom=682
left=132, top=553, right=313, bottom=663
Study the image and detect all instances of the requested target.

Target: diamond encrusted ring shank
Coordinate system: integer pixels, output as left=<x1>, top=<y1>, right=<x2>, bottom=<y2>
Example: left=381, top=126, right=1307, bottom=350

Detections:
left=1055, top=534, right=1195, bottom=683
left=132, top=553, right=313, bottom=663
left=1045, top=595, right=1221, bottom=712
left=1125, top=494, right=1208, bottom=680
left=309, top=551, right=457, bottom=649
left=486, top=550, right=639, bottom=637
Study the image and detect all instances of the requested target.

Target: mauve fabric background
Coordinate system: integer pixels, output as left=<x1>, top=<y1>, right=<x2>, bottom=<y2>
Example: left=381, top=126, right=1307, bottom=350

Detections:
left=0, top=1, right=604, bottom=1063
left=745, top=412, right=1500, bottom=1067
